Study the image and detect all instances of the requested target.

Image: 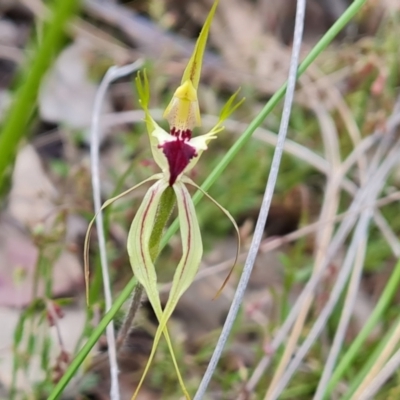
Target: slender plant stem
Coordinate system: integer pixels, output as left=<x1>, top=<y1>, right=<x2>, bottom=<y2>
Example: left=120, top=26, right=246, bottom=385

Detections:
left=0, top=0, right=80, bottom=192
left=193, top=0, right=306, bottom=398
left=117, top=284, right=144, bottom=350
left=313, top=237, right=366, bottom=399
left=90, top=60, right=143, bottom=400
left=48, top=182, right=174, bottom=400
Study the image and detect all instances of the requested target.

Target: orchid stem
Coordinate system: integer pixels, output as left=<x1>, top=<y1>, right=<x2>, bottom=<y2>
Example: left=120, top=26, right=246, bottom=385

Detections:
left=117, top=284, right=144, bottom=350
left=118, top=187, right=176, bottom=351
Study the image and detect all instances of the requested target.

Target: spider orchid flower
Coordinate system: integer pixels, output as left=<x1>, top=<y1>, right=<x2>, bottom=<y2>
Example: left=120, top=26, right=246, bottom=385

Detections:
left=85, top=1, right=243, bottom=399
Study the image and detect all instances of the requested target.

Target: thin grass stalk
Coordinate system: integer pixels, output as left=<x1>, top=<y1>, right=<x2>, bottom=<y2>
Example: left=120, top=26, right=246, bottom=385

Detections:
left=265, top=77, right=343, bottom=399
left=90, top=60, right=143, bottom=400
left=245, top=135, right=400, bottom=394
left=269, top=211, right=372, bottom=399
left=314, top=105, right=400, bottom=398
left=352, top=319, right=400, bottom=398
left=266, top=139, right=400, bottom=399
left=325, top=262, right=400, bottom=398
left=265, top=38, right=383, bottom=398
left=47, top=0, right=368, bottom=395
left=357, top=347, right=400, bottom=400
left=311, top=117, right=392, bottom=400
left=313, top=235, right=367, bottom=399
left=117, top=285, right=144, bottom=349
left=193, top=0, right=306, bottom=397
left=0, top=0, right=80, bottom=191
left=341, top=315, right=400, bottom=399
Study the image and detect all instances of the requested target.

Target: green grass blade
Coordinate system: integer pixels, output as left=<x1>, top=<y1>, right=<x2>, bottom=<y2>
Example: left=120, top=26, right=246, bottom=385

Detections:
left=342, top=315, right=400, bottom=400
left=0, top=0, right=80, bottom=192
left=324, top=257, right=400, bottom=398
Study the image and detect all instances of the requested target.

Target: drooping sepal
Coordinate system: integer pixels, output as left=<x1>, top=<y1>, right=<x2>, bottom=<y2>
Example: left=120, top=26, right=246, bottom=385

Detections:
left=127, top=179, right=190, bottom=400
left=182, top=176, right=240, bottom=298
left=83, top=174, right=162, bottom=305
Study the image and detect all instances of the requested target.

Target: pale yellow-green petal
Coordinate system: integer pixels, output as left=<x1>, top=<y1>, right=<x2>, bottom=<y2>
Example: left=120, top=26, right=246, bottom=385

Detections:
left=207, top=88, right=245, bottom=137
left=144, top=181, right=203, bottom=383
left=128, top=179, right=190, bottom=400
left=169, top=181, right=203, bottom=299
left=181, top=176, right=240, bottom=298
left=131, top=181, right=202, bottom=400
left=84, top=174, right=162, bottom=305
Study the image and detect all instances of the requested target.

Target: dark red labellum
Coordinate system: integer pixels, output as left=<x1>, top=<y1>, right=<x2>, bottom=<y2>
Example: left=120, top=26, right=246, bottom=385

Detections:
left=161, top=133, right=197, bottom=186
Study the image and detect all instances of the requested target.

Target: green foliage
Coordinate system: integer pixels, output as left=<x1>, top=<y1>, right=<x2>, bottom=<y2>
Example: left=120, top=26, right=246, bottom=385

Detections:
left=8, top=0, right=400, bottom=398
left=0, top=0, right=80, bottom=195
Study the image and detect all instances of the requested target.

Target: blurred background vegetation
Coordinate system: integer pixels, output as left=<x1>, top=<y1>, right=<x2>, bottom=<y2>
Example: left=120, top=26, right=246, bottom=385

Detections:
left=0, top=0, right=400, bottom=399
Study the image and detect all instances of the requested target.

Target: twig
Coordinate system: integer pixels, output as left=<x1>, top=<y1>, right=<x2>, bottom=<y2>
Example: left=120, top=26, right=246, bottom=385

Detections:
left=90, top=59, right=143, bottom=400
left=46, top=300, right=66, bottom=352
left=193, top=0, right=306, bottom=398
left=117, top=284, right=144, bottom=349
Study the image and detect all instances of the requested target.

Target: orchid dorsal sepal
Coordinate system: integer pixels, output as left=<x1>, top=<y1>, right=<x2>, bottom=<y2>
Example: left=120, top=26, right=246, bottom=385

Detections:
left=181, top=176, right=241, bottom=298
left=163, top=0, right=219, bottom=130
left=84, top=174, right=162, bottom=305
left=181, top=0, right=219, bottom=90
